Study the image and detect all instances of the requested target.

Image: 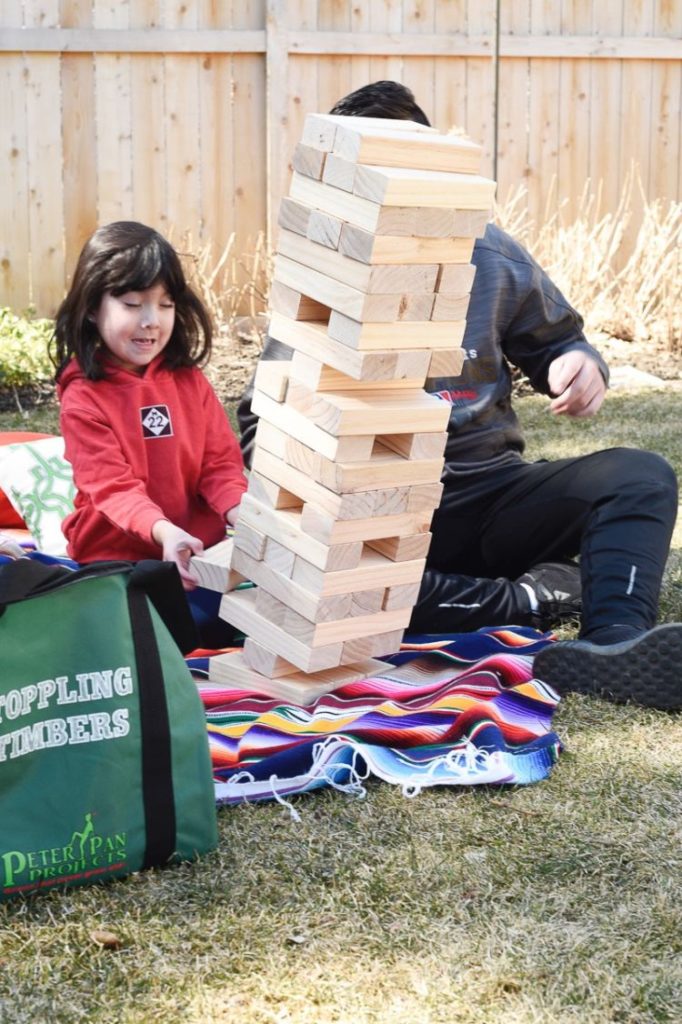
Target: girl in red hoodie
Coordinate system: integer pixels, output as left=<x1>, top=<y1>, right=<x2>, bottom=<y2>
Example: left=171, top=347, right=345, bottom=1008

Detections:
left=52, top=221, right=248, bottom=643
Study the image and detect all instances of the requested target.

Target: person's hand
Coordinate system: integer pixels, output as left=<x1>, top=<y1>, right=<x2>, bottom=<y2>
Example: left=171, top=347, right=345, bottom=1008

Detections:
left=151, top=519, right=204, bottom=590
left=225, top=501, right=241, bottom=528
left=547, top=351, right=606, bottom=418
left=0, top=533, right=27, bottom=560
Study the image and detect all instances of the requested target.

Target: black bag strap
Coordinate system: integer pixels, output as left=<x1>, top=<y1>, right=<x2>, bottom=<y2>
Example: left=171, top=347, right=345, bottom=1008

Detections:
left=0, top=559, right=130, bottom=610
left=127, top=580, right=177, bottom=870
left=0, top=558, right=199, bottom=654
left=130, top=560, right=199, bottom=656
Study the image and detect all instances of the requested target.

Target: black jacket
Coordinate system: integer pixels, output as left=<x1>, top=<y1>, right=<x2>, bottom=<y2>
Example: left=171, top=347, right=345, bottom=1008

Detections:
left=237, top=223, right=608, bottom=491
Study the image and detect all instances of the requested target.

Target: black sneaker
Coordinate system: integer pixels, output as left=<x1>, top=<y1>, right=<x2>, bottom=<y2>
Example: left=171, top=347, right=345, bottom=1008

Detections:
left=533, top=623, right=682, bottom=710
left=515, top=561, right=582, bottom=630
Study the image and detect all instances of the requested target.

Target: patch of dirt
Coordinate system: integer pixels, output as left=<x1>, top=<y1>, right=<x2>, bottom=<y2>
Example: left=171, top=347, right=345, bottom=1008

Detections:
left=587, top=330, right=682, bottom=381
left=204, top=316, right=266, bottom=404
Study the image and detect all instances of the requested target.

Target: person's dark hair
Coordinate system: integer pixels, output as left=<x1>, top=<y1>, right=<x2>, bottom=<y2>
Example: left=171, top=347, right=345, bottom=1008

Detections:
left=328, top=80, right=430, bottom=126
left=52, top=220, right=212, bottom=381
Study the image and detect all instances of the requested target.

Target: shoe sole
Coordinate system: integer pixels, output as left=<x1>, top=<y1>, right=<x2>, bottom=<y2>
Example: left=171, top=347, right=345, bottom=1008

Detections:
left=533, top=623, right=682, bottom=710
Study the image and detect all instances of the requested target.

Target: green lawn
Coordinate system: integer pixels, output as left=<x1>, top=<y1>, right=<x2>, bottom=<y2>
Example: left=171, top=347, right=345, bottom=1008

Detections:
left=1, top=387, right=681, bottom=1024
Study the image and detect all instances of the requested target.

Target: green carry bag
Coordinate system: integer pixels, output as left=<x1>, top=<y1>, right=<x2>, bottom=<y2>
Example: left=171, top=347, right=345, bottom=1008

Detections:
left=0, top=558, right=218, bottom=899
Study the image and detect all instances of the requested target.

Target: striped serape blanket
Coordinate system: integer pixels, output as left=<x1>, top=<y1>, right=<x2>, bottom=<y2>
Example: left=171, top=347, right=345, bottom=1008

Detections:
left=186, top=627, right=561, bottom=807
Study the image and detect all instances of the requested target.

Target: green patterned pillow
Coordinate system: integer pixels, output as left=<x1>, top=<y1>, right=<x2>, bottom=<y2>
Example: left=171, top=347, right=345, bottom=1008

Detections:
left=0, top=437, right=75, bottom=555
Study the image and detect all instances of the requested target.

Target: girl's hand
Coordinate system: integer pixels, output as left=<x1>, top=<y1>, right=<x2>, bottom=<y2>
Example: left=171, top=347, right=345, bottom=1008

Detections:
left=0, top=533, right=27, bottom=560
left=225, top=502, right=241, bottom=528
left=151, top=519, right=204, bottom=590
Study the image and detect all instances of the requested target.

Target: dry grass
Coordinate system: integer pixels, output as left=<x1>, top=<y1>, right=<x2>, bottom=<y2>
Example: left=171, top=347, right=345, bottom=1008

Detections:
left=495, top=170, right=682, bottom=354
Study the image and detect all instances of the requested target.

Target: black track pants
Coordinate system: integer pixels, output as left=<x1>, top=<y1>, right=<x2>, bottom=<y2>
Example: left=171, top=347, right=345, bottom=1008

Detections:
left=409, top=448, right=678, bottom=635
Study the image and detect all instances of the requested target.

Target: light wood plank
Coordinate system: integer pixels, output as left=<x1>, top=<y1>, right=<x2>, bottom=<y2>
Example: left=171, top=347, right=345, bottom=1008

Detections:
left=291, top=548, right=426, bottom=598
left=285, top=382, right=452, bottom=436
left=252, top=389, right=375, bottom=462
left=219, top=589, right=344, bottom=672
left=332, top=123, right=482, bottom=174
left=208, top=648, right=387, bottom=703
left=238, top=493, right=363, bottom=571
left=299, top=505, right=432, bottom=545
left=338, top=225, right=476, bottom=265
left=189, top=538, right=245, bottom=592
left=353, top=165, right=497, bottom=209
left=277, top=227, right=440, bottom=293
left=327, top=311, right=466, bottom=350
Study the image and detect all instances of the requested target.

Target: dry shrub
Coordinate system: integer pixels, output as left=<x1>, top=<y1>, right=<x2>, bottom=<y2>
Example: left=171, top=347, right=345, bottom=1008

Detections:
left=177, top=231, right=272, bottom=344
left=495, top=170, right=682, bottom=353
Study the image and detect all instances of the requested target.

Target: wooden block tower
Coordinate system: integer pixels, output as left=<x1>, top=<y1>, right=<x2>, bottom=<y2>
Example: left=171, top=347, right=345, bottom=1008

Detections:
left=192, top=113, right=496, bottom=703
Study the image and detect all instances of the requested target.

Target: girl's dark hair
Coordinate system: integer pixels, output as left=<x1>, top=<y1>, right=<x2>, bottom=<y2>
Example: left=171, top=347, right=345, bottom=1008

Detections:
left=52, top=221, right=212, bottom=380
left=329, top=81, right=431, bottom=126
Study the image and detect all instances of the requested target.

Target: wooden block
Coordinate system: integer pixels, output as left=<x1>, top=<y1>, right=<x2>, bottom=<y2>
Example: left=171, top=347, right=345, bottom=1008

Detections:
left=366, top=533, right=433, bottom=561
left=277, top=196, right=312, bottom=237
left=208, top=648, right=388, bottom=704
left=338, top=224, right=476, bottom=265
left=353, top=166, right=497, bottom=210
left=285, top=381, right=452, bottom=437
left=436, top=263, right=477, bottom=297
left=349, top=588, right=385, bottom=616
left=269, top=279, right=330, bottom=322
left=332, top=124, right=482, bottom=175
left=255, top=588, right=411, bottom=647
left=232, top=547, right=352, bottom=623
left=243, top=637, right=305, bottom=677
left=258, top=419, right=374, bottom=476
left=220, top=589, right=344, bottom=672
left=247, top=471, right=302, bottom=510
left=315, top=443, right=444, bottom=495
left=428, top=348, right=466, bottom=378
left=369, top=208, right=489, bottom=238
left=382, top=582, right=422, bottom=611
left=407, top=482, right=444, bottom=512
left=263, top=536, right=296, bottom=577
left=289, top=349, right=428, bottom=392
left=302, top=113, right=436, bottom=151
left=254, top=585, right=350, bottom=629
left=341, top=629, right=405, bottom=662
left=252, top=447, right=412, bottom=520
left=430, top=294, right=471, bottom=321
left=232, top=520, right=268, bottom=560
left=291, top=141, right=326, bottom=180
left=253, top=390, right=375, bottom=462
left=396, top=295, right=435, bottom=321
left=274, top=253, right=402, bottom=322
left=277, top=229, right=439, bottom=295
left=253, top=359, right=290, bottom=402
left=379, top=431, right=448, bottom=460
left=321, top=152, right=357, bottom=192
left=239, top=494, right=364, bottom=572
left=290, top=172, right=386, bottom=233
left=299, top=505, right=431, bottom=546
left=327, top=311, right=466, bottom=351
left=189, top=539, right=244, bottom=593
left=307, top=210, right=343, bottom=249
left=291, top=548, right=426, bottom=598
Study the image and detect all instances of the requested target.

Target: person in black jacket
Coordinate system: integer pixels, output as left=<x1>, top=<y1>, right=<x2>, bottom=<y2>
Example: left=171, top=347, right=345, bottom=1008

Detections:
left=237, top=81, right=681, bottom=710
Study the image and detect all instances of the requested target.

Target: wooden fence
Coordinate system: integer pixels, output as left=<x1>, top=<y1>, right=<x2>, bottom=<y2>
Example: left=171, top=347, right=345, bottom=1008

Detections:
left=1, top=0, right=681, bottom=317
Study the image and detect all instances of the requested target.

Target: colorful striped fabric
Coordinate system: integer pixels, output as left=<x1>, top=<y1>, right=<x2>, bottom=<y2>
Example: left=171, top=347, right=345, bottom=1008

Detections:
left=187, top=627, right=561, bottom=807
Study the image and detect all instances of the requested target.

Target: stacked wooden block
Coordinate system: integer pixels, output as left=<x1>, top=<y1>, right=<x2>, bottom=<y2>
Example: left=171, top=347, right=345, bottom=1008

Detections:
left=194, top=113, right=496, bottom=703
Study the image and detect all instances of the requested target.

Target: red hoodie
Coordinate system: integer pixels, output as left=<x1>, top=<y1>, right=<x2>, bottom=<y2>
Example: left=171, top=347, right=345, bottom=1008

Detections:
left=58, top=355, right=247, bottom=562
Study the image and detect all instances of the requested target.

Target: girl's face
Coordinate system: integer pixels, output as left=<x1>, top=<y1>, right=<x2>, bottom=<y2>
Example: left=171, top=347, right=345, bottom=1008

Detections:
left=93, top=282, right=175, bottom=373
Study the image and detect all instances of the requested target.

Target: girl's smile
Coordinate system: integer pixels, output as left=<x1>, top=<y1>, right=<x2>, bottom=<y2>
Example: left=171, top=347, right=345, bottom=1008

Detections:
left=94, top=283, right=175, bottom=372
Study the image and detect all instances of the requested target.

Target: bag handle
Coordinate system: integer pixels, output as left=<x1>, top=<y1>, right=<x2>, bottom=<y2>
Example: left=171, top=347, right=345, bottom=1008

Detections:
left=127, top=581, right=177, bottom=869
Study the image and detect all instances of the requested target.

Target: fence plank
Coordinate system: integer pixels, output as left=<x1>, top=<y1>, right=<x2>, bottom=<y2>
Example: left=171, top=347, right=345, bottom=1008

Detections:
left=25, top=1, right=65, bottom=316
left=558, top=0, right=592, bottom=222
left=0, top=1, right=30, bottom=310
left=497, top=1, right=530, bottom=210
left=130, top=2, right=166, bottom=235
left=61, top=1, right=98, bottom=285
left=94, top=4, right=133, bottom=228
